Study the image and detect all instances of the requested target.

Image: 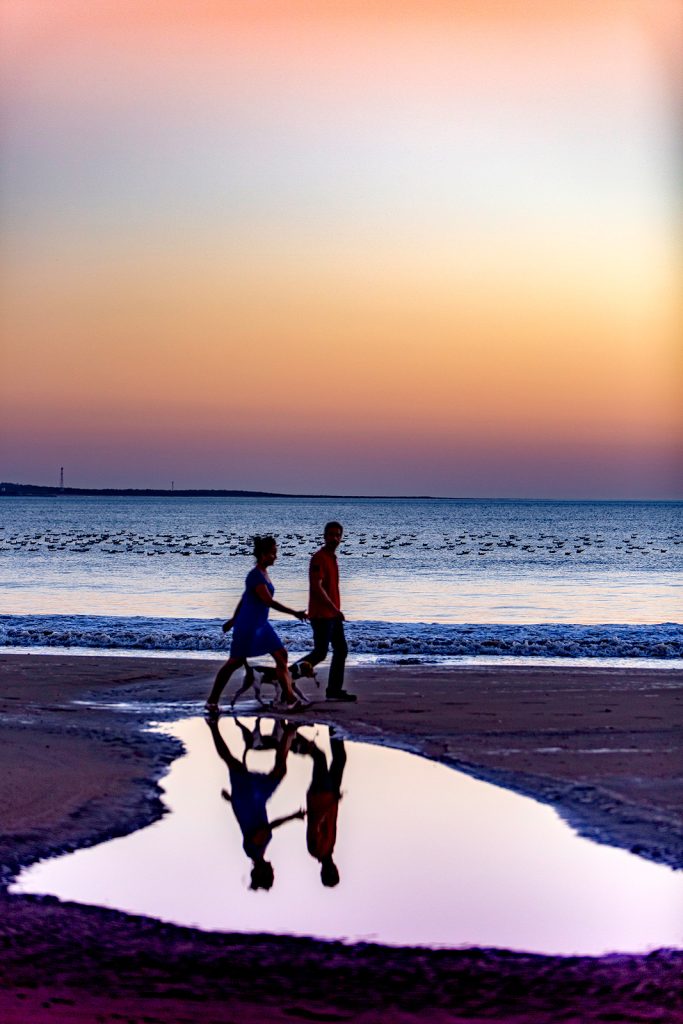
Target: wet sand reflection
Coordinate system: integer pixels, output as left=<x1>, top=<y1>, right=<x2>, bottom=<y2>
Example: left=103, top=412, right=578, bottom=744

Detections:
left=11, top=716, right=683, bottom=955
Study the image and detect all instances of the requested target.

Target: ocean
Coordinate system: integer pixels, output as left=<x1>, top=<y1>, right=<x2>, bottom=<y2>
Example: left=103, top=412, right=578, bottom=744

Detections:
left=0, top=496, right=681, bottom=661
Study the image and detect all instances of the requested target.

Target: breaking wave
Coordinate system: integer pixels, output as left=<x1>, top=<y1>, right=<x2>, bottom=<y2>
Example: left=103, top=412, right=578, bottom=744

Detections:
left=1, top=615, right=681, bottom=660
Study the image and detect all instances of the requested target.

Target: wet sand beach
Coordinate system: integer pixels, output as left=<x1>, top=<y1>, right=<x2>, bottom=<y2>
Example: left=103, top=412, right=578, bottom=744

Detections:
left=0, top=652, right=681, bottom=1022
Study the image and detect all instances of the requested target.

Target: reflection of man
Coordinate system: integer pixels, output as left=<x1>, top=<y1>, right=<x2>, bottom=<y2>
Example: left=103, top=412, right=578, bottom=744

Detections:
left=206, top=718, right=304, bottom=890
left=298, top=731, right=346, bottom=887
left=297, top=521, right=356, bottom=702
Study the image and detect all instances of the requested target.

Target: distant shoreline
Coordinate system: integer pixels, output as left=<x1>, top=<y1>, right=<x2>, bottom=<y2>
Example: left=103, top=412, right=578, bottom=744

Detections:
left=0, top=482, right=435, bottom=500
left=0, top=482, right=679, bottom=502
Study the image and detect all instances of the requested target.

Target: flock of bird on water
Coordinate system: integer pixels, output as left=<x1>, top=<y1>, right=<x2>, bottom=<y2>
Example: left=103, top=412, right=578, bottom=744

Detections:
left=0, top=527, right=679, bottom=560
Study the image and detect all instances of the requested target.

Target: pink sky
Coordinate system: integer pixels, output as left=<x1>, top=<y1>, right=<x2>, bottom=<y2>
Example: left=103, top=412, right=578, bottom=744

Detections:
left=1, top=0, right=681, bottom=495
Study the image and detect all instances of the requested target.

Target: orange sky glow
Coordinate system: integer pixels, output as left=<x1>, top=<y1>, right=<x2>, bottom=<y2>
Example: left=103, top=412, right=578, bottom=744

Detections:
left=1, top=0, right=681, bottom=496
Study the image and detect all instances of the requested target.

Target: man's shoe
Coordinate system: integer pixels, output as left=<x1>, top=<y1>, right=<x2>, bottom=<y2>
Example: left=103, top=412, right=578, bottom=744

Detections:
left=326, top=690, right=357, bottom=702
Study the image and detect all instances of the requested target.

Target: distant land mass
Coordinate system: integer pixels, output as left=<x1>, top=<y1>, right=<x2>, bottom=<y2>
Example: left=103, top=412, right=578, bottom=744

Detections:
left=2, top=481, right=299, bottom=498
left=2, top=483, right=672, bottom=502
left=0, top=481, right=434, bottom=500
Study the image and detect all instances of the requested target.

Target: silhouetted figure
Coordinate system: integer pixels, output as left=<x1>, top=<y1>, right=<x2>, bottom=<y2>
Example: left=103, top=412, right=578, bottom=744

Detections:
left=205, top=535, right=307, bottom=714
left=206, top=717, right=304, bottom=890
left=295, top=522, right=356, bottom=702
left=296, top=730, right=347, bottom=886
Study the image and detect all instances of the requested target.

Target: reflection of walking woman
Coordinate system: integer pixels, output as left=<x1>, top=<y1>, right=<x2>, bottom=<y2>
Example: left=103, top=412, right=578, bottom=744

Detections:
left=206, top=717, right=304, bottom=890
left=205, top=535, right=307, bottom=713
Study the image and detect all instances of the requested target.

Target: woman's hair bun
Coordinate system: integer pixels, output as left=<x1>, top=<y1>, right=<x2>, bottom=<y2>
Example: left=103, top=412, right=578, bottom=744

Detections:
left=253, top=535, right=276, bottom=558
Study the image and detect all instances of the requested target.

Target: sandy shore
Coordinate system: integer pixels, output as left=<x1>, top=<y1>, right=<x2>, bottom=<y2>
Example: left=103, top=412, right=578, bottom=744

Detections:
left=0, top=652, right=681, bottom=1022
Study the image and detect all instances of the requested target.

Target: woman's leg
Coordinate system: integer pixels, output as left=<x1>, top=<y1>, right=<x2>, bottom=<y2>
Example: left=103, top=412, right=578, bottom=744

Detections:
left=206, top=657, right=244, bottom=706
left=272, top=648, right=296, bottom=704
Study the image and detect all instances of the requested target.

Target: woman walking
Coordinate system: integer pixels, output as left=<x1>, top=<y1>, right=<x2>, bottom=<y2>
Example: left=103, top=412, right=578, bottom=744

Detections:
left=205, top=535, right=307, bottom=714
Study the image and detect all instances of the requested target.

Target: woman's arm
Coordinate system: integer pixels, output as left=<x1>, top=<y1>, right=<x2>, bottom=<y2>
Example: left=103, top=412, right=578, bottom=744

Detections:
left=222, top=597, right=243, bottom=632
left=254, top=583, right=307, bottom=620
left=270, top=808, right=306, bottom=830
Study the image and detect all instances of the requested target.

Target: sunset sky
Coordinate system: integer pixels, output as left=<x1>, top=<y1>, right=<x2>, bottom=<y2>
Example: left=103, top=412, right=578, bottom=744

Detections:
left=1, top=0, right=681, bottom=497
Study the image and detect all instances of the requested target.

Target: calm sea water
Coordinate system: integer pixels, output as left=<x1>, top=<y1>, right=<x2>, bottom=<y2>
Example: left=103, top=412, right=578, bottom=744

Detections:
left=0, top=497, right=681, bottom=657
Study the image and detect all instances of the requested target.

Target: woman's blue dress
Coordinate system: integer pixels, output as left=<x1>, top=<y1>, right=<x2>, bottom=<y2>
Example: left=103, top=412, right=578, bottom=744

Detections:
left=230, top=567, right=283, bottom=659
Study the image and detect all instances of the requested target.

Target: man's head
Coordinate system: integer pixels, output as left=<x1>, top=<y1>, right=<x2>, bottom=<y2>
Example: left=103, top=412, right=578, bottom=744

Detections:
left=320, top=855, right=340, bottom=888
left=323, top=521, right=343, bottom=550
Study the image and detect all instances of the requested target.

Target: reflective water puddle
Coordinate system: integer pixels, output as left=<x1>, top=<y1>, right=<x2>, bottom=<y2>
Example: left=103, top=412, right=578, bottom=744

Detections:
left=11, top=717, right=683, bottom=955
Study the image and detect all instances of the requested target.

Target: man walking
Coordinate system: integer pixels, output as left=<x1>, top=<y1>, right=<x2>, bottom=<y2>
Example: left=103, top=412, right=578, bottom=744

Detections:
left=295, top=521, right=356, bottom=702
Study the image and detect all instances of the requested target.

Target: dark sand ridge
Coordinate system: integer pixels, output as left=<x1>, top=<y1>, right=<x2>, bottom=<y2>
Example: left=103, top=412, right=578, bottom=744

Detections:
left=0, top=652, right=681, bottom=1023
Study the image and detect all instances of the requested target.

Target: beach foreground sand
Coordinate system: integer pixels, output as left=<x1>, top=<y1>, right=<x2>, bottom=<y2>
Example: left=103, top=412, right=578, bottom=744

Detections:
left=0, top=653, right=681, bottom=1022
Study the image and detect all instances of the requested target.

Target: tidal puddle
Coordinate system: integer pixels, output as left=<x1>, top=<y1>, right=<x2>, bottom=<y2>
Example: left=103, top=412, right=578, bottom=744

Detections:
left=11, top=717, right=683, bottom=956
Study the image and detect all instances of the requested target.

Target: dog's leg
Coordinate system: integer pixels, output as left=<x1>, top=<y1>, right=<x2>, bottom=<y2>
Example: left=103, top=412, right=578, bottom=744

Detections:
left=258, top=665, right=286, bottom=705
left=234, top=718, right=255, bottom=764
left=293, top=682, right=309, bottom=703
left=252, top=718, right=267, bottom=748
left=253, top=676, right=266, bottom=705
left=230, top=664, right=256, bottom=707
left=252, top=666, right=273, bottom=706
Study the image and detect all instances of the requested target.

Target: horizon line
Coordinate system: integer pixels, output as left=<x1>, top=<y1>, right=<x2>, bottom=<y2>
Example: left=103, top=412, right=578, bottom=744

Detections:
left=1, top=482, right=681, bottom=504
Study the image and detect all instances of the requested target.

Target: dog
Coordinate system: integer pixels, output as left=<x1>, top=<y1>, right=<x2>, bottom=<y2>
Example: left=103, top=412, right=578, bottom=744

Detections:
left=233, top=716, right=285, bottom=762
left=230, top=660, right=318, bottom=707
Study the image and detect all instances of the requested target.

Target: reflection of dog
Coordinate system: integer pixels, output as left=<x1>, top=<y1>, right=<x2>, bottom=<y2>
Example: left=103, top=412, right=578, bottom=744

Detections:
left=230, top=660, right=317, bottom=707
left=234, top=717, right=285, bottom=762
